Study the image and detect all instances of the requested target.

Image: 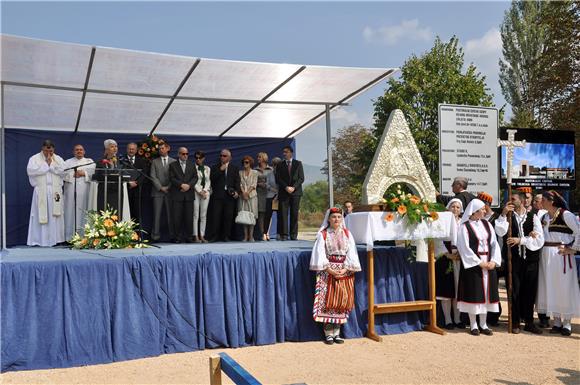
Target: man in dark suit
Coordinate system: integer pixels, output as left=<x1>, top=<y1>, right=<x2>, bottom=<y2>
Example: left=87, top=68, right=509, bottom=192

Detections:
left=169, top=147, right=197, bottom=243
left=436, top=176, right=476, bottom=209
left=124, top=142, right=150, bottom=226
left=209, top=149, right=240, bottom=242
left=275, top=146, right=304, bottom=240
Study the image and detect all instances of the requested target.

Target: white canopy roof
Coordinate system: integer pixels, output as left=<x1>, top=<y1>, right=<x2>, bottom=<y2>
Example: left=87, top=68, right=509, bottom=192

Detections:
left=0, top=34, right=396, bottom=138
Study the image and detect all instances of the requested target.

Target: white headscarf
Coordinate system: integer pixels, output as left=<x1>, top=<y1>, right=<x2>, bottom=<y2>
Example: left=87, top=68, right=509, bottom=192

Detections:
left=318, top=207, right=344, bottom=233
left=461, top=199, right=485, bottom=223
left=446, top=198, right=463, bottom=213
left=103, top=139, right=117, bottom=148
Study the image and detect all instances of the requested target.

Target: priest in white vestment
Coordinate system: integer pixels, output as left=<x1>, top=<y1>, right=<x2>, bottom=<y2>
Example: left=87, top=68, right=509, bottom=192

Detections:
left=63, top=144, right=95, bottom=240
left=27, top=140, right=66, bottom=246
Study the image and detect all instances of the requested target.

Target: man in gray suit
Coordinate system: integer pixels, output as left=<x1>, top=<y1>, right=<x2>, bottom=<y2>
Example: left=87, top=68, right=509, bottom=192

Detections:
left=150, top=142, right=176, bottom=242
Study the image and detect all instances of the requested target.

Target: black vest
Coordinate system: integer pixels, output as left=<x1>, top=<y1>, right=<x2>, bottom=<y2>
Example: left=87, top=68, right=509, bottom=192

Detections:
left=543, top=209, right=574, bottom=234
left=502, top=211, right=541, bottom=262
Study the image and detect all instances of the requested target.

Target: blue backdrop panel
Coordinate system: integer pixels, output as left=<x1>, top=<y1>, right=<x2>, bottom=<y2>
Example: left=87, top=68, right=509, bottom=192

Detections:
left=1, top=246, right=427, bottom=372
left=5, top=128, right=293, bottom=246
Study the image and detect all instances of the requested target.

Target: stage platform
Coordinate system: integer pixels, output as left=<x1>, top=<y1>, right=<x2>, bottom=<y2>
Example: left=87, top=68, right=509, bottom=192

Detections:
left=1, top=241, right=428, bottom=372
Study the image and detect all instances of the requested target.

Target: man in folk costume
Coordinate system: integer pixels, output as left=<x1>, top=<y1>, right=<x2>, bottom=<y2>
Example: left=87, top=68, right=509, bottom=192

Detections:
left=457, top=199, right=502, bottom=336
left=26, top=140, right=66, bottom=246
left=495, top=190, right=544, bottom=334
left=63, top=144, right=95, bottom=240
left=536, top=190, right=580, bottom=336
left=310, top=207, right=361, bottom=345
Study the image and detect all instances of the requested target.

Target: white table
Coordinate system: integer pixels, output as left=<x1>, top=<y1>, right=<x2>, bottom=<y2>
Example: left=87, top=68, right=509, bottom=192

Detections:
left=344, top=211, right=454, bottom=341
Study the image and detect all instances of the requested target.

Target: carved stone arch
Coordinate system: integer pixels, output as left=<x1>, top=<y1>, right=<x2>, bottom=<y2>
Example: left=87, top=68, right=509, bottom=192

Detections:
left=362, top=109, right=436, bottom=204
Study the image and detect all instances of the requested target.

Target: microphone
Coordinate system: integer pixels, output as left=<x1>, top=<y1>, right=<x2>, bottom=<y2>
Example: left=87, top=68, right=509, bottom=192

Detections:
left=100, top=159, right=111, bottom=165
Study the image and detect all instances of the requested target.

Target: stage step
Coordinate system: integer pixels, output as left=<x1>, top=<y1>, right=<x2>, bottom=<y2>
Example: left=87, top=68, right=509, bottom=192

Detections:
left=374, top=300, right=433, bottom=314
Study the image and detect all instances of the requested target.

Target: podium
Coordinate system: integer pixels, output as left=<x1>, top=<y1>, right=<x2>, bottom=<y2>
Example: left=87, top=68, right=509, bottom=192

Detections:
left=91, top=166, right=132, bottom=218
left=345, top=210, right=454, bottom=341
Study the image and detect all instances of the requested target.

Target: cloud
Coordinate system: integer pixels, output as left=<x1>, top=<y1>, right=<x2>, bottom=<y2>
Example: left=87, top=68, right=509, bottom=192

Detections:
left=363, top=19, right=432, bottom=46
left=331, top=107, right=364, bottom=128
left=463, top=28, right=504, bottom=108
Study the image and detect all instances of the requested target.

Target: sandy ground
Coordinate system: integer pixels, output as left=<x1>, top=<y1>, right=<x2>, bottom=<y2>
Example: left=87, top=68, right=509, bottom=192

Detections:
left=2, top=289, right=579, bottom=385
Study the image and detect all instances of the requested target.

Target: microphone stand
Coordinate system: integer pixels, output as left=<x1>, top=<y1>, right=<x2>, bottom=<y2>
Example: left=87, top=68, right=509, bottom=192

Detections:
left=119, top=157, right=160, bottom=248
left=64, top=160, right=97, bottom=239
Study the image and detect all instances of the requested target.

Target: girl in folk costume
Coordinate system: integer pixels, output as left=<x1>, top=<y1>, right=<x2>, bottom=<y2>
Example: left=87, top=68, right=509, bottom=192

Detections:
left=457, top=199, right=502, bottom=336
left=310, top=207, right=361, bottom=344
left=435, top=198, right=464, bottom=329
left=536, top=190, right=580, bottom=336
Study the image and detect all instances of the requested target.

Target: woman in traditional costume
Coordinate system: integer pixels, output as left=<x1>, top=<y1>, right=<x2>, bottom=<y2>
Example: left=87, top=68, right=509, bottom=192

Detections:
left=536, top=190, right=580, bottom=336
left=457, top=199, right=502, bottom=336
left=310, top=207, right=361, bottom=344
left=435, top=198, right=464, bottom=329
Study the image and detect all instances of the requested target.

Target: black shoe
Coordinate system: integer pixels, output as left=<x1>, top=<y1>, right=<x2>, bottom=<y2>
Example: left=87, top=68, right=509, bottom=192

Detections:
left=470, top=328, right=480, bottom=336
left=171, top=239, right=181, bottom=244
left=324, top=335, right=334, bottom=345
left=549, top=326, right=562, bottom=334
left=488, top=320, right=500, bottom=327
left=512, top=327, right=521, bottom=334
left=561, top=328, right=572, bottom=336
left=523, top=323, right=543, bottom=335
left=333, top=336, right=345, bottom=344
left=538, top=320, right=550, bottom=328
left=454, top=322, right=466, bottom=329
left=480, top=328, right=493, bottom=336
left=278, top=236, right=287, bottom=241
left=445, top=323, right=455, bottom=330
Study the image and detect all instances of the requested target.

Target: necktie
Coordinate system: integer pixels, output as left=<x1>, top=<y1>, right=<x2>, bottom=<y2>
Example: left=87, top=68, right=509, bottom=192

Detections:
left=198, top=165, right=206, bottom=188
left=163, top=158, right=167, bottom=168
left=130, top=157, right=134, bottom=165
left=287, top=160, right=292, bottom=175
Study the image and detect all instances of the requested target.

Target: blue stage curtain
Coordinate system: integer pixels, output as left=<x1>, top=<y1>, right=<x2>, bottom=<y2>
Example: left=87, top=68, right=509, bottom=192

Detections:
left=1, top=247, right=426, bottom=372
left=4, top=128, right=292, bottom=246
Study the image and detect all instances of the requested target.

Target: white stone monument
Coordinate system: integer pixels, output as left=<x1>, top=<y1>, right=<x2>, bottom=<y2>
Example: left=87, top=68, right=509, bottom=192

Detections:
left=362, top=109, right=437, bottom=262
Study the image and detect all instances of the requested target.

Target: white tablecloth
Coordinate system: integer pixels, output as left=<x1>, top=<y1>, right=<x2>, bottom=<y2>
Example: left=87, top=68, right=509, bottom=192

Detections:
left=345, top=211, right=453, bottom=251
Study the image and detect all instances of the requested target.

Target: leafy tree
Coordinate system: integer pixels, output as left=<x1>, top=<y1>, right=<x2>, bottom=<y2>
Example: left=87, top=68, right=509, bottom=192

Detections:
left=300, top=180, right=329, bottom=213
left=322, top=124, right=372, bottom=203
left=499, top=0, right=546, bottom=128
left=363, top=36, right=495, bottom=188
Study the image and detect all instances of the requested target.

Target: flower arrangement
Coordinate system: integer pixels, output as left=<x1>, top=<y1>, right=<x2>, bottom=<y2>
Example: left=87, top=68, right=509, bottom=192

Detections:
left=137, top=134, right=166, bottom=160
left=381, top=185, right=445, bottom=226
left=70, top=208, right=148, bottom=249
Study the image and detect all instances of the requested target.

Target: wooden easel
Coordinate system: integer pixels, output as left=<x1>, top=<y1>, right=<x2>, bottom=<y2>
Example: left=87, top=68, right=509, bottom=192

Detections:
left=366, top=239, right=445, bottom=341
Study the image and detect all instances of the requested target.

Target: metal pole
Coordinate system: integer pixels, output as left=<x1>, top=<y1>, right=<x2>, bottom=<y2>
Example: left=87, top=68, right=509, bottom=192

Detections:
left=1, top=84, right=6, bottom=250
left=325, top=104, right=334, bottom=208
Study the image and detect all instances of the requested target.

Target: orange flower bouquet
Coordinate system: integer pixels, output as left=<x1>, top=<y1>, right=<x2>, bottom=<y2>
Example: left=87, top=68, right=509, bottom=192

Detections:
left=137, top=134, right=166, bottom=160
left=71, top=207, right=148, bottom=249
left=381, top=185, right=445, bottom=226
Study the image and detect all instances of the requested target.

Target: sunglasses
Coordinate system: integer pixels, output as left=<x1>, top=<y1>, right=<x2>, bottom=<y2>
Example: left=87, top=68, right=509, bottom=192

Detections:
left=195, top=156, right=204, bottom=160
left=180, top=153, right=188, bottom=155
left=243, top=161, right=250, bottom=164
left=220, top=154, right=228, bottom=157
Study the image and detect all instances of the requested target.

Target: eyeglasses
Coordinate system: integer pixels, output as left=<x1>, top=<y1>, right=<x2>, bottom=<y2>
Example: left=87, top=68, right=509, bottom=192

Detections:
left=195, top=156, right=204, bottom=160
left=243, top=161, right=250, bottom=164
left=180, top=153, right=188, bottom=155
left=220, top=154, right=228, bottom=157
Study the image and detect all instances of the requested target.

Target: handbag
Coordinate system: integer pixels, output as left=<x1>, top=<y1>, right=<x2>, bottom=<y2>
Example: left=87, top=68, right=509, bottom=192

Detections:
left=235, top=199, right=256, bottom=225
left=325, top=274, right=355, bottom=312
left=271, top=197, right=279, bottom=211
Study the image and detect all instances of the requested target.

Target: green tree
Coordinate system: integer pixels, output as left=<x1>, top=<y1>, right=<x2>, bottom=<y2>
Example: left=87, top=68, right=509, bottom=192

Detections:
left=300, top=180, right=329, bottom=213
left=364, top=36, right=495, bottom=188
left=499, top=0, right=546, bottom=128
left=322, top=123, right=372, bottom=203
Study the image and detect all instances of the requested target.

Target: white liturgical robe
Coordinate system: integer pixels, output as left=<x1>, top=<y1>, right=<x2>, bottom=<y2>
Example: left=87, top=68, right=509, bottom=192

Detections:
left=63, top=156, right=95, bottom=240
left=27, top=152, right=66, bottom=246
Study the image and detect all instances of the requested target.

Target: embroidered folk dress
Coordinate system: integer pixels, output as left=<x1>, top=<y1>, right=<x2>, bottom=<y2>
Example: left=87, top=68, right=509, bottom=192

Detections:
left=310, top=226, right=361, bottom=324
left=536, top=209, right=580, bottom=319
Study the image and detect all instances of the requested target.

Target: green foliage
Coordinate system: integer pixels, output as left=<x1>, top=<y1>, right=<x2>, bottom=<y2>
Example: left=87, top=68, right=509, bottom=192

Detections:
left=362, top=36, right=495, bottom=188
left=322, top=124, right=372, bottom=204
left=300, top=180, right=329, bottom=213
left=499, top=0, right=546, bottom=128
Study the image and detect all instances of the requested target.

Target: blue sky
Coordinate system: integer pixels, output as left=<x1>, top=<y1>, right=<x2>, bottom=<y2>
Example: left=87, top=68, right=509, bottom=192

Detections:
left=502, top=143, right=576, bottom=171
left=2, top=1, right=511, bottom=166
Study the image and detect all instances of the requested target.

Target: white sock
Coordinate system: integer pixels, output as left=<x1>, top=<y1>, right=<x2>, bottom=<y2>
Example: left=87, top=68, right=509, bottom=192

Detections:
left=452, top=300, right=461, bottom=324
left=441, top=300, right=452, bottom=324
left=324, top=323, right=333, bottom=337
left=563, top=319, right=572, bottom=330
left=479, top=313, right=488, bottom=330
left=333, top=324, right=341, bottom=337
left=469, top=313, right=478, bottom=330
left=554, top=317, right=562, bottom=328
